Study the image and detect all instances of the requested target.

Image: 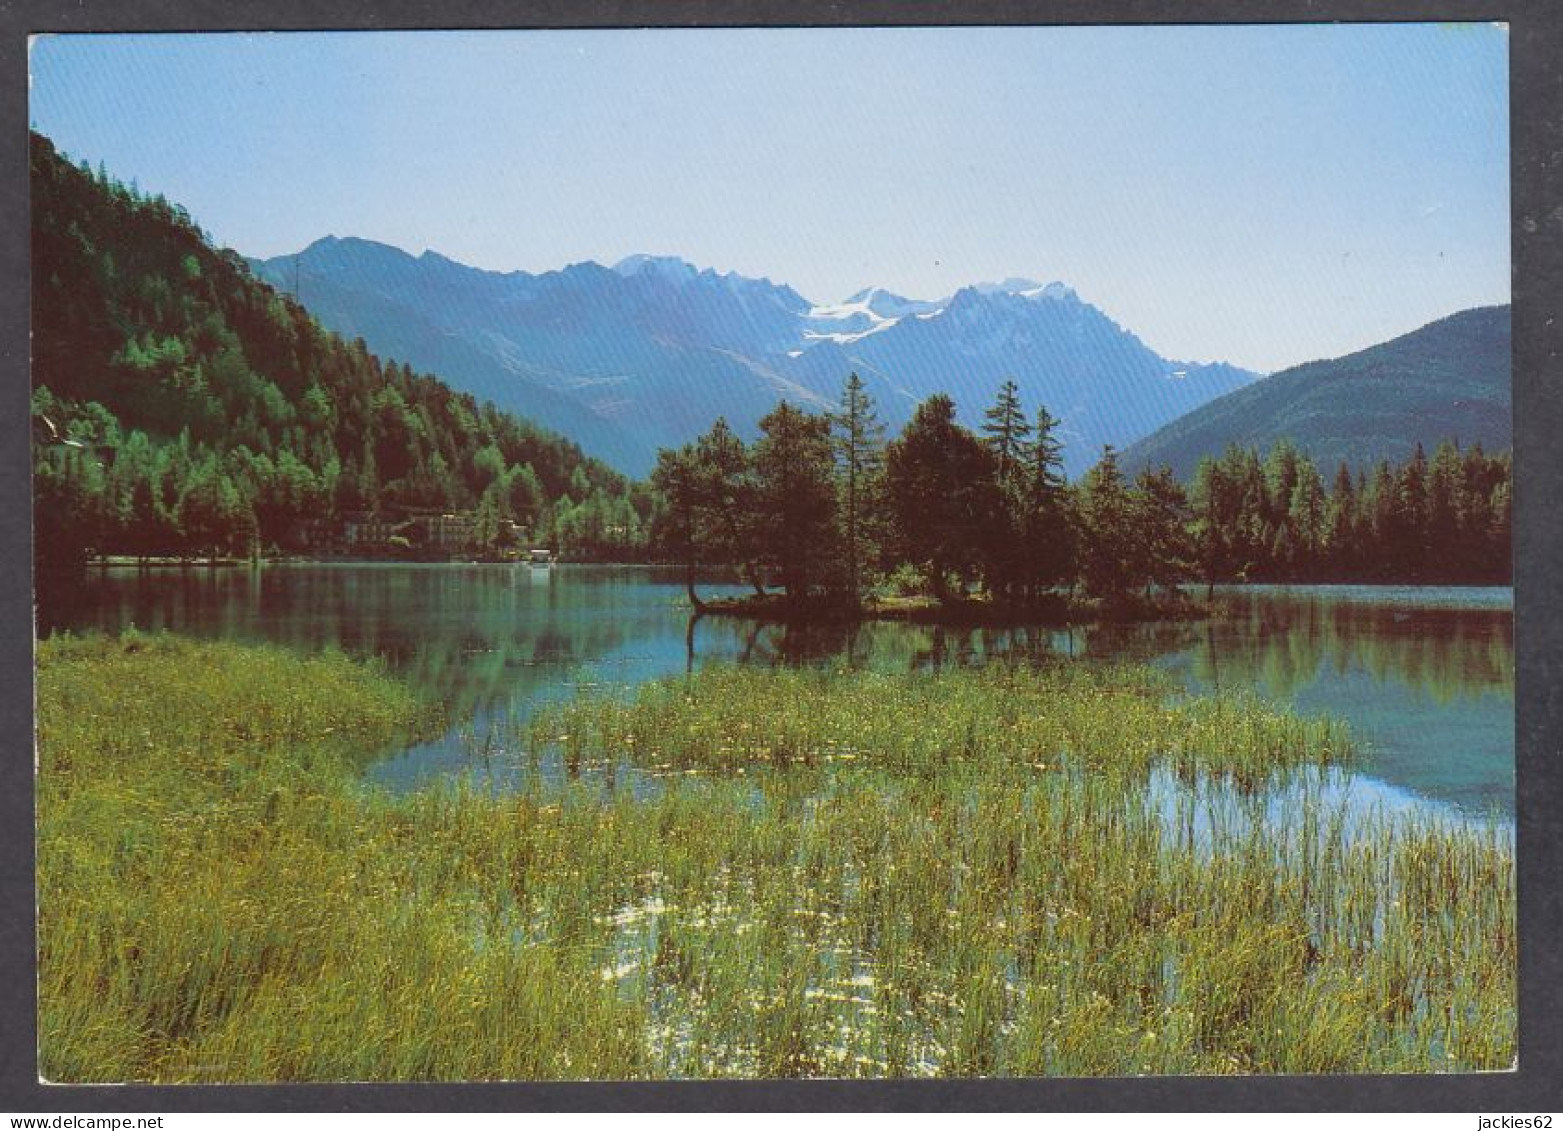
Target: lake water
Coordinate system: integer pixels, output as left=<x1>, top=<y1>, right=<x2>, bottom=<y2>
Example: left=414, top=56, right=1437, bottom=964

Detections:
left=41, top=564, right=1514, bottom=817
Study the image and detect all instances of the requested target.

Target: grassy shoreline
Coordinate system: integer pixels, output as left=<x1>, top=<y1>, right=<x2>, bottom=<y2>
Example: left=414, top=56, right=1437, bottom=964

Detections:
left=37, top=634, right=1514, bottom=1081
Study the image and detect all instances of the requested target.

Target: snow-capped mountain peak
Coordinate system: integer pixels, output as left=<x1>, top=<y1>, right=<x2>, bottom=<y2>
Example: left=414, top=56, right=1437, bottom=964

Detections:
left=970, top=277, right=1077, bottom=302
left=840, top=287, right=944, bottom=320
left=612, top=253, right=698, bottom=281
left=971, top=276, right=1043, bottom=296
left=802, top=287, right=947, bottom=344
left=1021, top=281, right=1078, bottom=302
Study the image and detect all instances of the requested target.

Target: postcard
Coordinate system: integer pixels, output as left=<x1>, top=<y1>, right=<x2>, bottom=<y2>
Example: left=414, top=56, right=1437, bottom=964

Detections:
left=28, top=24, right=1514, bottom=1084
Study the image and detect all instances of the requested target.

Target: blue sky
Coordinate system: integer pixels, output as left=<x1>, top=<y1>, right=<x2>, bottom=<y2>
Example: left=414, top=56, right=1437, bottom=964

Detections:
left=30, top=25, right=1508, bottom=373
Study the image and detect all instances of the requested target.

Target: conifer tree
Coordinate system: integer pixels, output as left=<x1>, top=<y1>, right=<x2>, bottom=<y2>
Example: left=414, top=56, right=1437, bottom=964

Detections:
left=1076, top=446, right=1138, bottom=599
left=651, top=443, right=704, bottom=610
left=753, top=402, right=839, bottom=601
left=883, top=394, right=1000, bottom=599
left=1132, top=466, right=1195, bottom=595
left=691, top=418, right=766, bottom=595
left=831, top=373, right=886, bottom=606
left=1020, top=405, right=1074, bottom=596
left=981, top=378, right=1032, bottom=489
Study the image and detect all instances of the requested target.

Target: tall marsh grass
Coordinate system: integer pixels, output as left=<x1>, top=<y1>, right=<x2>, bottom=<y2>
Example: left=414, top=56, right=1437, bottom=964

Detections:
left=37, top=636, right=1513, bottom=1081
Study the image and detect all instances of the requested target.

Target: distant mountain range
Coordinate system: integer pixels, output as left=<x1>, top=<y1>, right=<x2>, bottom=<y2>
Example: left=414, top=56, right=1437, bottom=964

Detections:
left=251, top=238, right=1260, bottom=476
left=1120, top=305, right=1512, bottom=480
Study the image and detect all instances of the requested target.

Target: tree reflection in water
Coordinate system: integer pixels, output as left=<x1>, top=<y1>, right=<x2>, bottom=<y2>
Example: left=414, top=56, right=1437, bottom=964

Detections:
left=45, top=567, right=1512, bottom=813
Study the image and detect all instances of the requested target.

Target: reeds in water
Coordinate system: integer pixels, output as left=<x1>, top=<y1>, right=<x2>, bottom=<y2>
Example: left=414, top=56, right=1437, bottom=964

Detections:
left=37, top=637, right=1513, bottom=1080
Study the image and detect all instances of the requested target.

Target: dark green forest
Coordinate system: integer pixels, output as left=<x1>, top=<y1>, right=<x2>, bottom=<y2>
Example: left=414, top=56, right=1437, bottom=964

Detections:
left=1188, top=437, right=1510, bottom=586
left=30, top=131, right=653, bottom=583
left=653, top=375, right=1512, bottom=611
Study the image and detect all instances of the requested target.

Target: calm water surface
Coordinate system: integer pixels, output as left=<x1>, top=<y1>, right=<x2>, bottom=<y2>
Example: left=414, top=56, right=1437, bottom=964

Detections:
left=43, top=564, right=1514, bottom=817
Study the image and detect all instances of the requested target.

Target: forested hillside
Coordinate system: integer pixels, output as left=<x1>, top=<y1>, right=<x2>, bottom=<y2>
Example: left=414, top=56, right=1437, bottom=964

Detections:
left=31, top=131, right=652, bottom=583
left=1121, top=306, right=1511, bottom=481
